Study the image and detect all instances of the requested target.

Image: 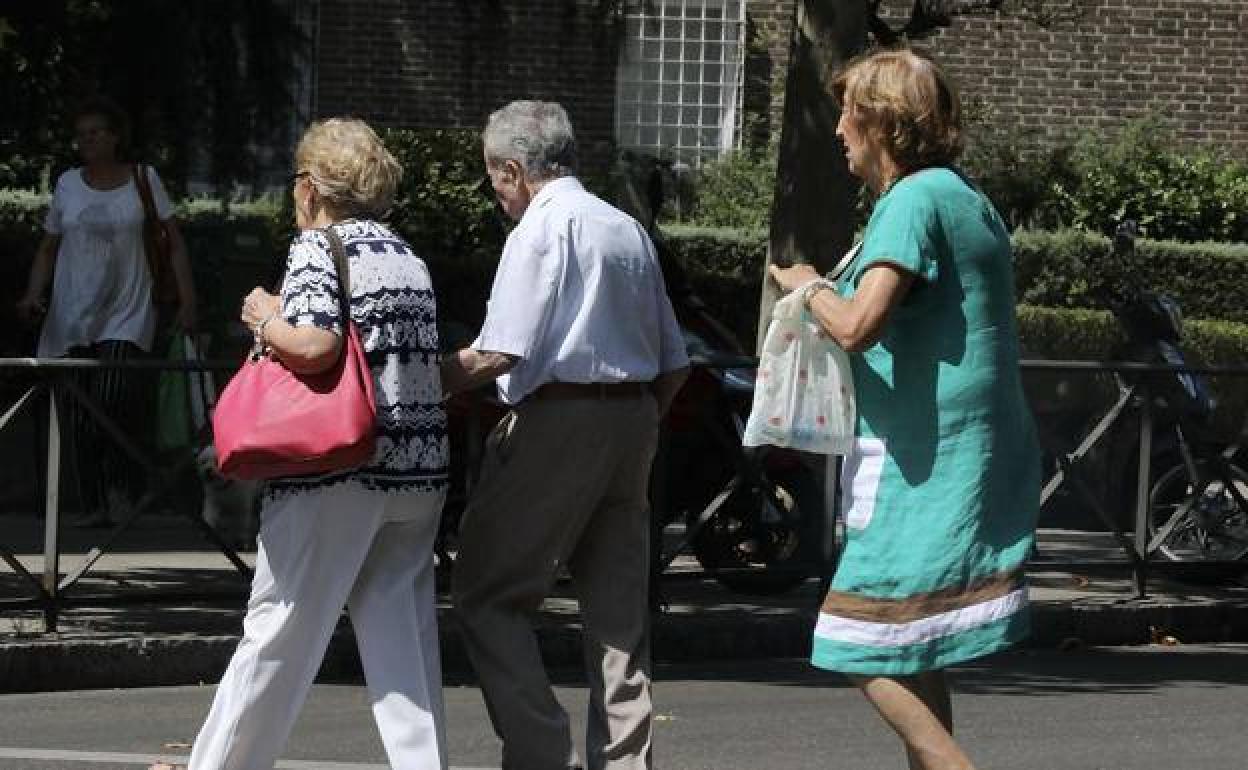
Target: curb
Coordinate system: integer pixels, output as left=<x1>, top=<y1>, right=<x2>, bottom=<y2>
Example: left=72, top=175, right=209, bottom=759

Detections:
left=4, top=599, right=1248, bottom=694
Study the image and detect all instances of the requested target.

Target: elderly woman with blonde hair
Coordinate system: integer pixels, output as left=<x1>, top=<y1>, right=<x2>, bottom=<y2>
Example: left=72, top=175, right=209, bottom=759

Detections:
left=153, top=118, right=450, bottom=770
left=771, top=48, right=1040, bottom=770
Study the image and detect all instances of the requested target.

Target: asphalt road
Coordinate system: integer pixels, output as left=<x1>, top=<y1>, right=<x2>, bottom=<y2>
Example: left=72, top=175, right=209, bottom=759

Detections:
left=1, top=646, right=1246, bottom=769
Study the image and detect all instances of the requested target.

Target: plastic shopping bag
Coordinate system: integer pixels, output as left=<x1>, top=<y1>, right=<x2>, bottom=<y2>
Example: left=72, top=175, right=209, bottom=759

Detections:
left=155, top=334, right=217, bottom=452
left=742, top=284, right=855, bottom=455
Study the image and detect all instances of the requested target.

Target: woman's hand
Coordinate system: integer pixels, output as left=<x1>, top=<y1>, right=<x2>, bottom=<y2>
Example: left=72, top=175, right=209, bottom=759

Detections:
left=15, top=294, right=47, bottom=325
left=240, top=288, right=281, bottom=332
left=175, top=303, right=198, bottom=333
left=768, top=263, right=822, bottom=295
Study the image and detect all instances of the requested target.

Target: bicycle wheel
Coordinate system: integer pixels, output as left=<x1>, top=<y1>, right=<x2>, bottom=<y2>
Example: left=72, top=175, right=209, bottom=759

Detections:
left=1148, top=460, right=1248, bottom=564
left=690, top=465, right=823, bottom=595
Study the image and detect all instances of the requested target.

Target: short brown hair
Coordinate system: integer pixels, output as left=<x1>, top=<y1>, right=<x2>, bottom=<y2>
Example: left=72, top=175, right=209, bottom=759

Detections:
left=295, top=118, right=403, bottom=218
left=831, top=47, right=962, bottom=172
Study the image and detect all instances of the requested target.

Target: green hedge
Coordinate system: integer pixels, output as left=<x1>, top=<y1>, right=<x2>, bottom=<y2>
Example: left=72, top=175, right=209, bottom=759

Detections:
left=4, top=189, right=1247, bottom=381
left=1013, top=229, right=1248, bottom=325
left=660, top=226, right=1248, bottom=343
left=1016, top=304, right=1248, bottom=442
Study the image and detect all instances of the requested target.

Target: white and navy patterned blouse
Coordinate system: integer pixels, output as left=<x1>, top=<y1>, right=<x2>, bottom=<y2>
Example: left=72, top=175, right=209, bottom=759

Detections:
left=265, top=219, right=449, bottom=499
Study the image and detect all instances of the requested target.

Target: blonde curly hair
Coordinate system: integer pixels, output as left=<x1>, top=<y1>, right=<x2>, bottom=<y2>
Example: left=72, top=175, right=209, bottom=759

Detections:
left=294, top=118, right=402, bottom=218
left=831, top=47, right=963, bottom=173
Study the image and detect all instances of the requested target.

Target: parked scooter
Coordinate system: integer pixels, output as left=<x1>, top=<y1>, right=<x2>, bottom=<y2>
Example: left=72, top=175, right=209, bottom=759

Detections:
left=1094, top=221, right=1248, bottom=568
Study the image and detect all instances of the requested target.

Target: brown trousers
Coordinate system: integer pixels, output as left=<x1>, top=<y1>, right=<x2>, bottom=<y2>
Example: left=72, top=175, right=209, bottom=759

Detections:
left=452, top=394, right=659, bottom=770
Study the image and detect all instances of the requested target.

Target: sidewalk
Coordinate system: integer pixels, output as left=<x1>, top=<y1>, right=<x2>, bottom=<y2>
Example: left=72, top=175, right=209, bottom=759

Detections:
left=2, top=513, right=1247, bottom=693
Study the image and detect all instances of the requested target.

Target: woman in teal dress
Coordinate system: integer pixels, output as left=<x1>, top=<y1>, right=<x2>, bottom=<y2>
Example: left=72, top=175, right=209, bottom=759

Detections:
left=771, top=48, right=1039, bottom=770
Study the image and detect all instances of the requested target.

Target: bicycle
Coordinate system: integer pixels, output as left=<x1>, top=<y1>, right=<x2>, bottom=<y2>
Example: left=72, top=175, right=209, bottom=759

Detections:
left=1042, top=220, right=1248, bottom=575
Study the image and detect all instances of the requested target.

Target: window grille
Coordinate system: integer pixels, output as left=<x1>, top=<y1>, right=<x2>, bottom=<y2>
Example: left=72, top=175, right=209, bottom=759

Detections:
left=614, top=0, right=746, bottom=164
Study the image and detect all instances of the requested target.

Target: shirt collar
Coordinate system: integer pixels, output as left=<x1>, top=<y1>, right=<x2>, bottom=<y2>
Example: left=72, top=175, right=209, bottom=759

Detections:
left=523, top=176, right=583, bottom=219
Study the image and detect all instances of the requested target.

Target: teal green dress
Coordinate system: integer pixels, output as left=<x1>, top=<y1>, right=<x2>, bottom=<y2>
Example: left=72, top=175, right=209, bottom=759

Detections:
left=810, top=167, right=1040, bottom=676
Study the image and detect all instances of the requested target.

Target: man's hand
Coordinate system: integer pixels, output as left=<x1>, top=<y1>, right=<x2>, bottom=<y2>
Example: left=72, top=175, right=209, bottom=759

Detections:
left=441, top=348, right=518, bottom=397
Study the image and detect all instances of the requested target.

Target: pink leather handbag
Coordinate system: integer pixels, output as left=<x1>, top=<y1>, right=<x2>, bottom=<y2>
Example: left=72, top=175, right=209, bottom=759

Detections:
left=212, top=226, right=377, bottom=480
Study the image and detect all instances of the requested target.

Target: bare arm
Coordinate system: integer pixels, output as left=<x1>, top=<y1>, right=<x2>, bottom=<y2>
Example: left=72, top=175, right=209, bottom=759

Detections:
left=768, top=263, right=914, bottom=353
left=164, top=219, right=198, bottom=331
left=16, top=234, right=60, bottom=323
left=240, top=287, right=342, bottom=375
left=440, top=348, right=519, bottom=396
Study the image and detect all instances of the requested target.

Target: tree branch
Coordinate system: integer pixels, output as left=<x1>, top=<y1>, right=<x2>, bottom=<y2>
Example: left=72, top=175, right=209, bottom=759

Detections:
left=867, top=0, right=1086, bottom=44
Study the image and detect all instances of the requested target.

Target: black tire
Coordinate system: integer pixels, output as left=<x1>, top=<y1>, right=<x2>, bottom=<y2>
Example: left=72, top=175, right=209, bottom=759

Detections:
left=690, top=464, right=826, bottom=595
left=1148, top=459, right=1248, bottom=578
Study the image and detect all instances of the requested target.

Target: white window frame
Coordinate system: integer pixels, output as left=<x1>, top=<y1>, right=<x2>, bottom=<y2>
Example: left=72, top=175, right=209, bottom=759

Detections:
left=614, top=0, right=747, bottom=164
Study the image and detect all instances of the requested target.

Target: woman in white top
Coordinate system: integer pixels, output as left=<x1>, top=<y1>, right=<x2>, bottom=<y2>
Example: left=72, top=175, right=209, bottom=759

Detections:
left=16, top=96, right=196, bottom=526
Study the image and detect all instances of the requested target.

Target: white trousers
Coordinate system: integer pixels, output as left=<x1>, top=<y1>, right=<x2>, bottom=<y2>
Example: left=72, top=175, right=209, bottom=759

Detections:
left=188, top=483, right=448, bottom=770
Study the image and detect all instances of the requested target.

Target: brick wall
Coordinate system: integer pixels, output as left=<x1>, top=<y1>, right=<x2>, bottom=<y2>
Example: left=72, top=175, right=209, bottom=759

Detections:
left=316, top=1, right=1247, bottom=162
left=316, top=0, right=621, bottom=174
left=929, top=1, right=1248, bottom=153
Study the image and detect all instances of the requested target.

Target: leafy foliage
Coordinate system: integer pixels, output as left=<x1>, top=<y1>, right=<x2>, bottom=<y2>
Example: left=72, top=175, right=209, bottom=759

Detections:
left=681, top=114, right=1248, bottom=244
left=964, top=117, right=1248, bottom=242
left=960, top=123, right=1078, bottom=230
left=382, top=128, right=505, bottom=262
left=1050, top=117, right=1248, bottom=242
left=0, top=0, right=304, bottom=195
left=380, top=127, right=509, bottom=331
left=683, top=144, right=779, bottom=231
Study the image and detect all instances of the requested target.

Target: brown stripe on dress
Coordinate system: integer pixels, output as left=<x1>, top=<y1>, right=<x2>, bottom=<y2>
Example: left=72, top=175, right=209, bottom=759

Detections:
left=820, top=568, right=1025, bottom=624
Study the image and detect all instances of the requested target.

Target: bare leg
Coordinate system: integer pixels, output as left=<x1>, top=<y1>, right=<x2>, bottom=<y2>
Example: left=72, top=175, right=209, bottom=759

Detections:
left=847, top=671, right=974, bottom=770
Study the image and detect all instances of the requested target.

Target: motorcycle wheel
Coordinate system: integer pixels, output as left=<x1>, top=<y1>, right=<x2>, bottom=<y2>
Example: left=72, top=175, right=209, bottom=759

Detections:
left=1148, top=459, right=1248, bottom=579
left=689, top=464, right=826, bottom=595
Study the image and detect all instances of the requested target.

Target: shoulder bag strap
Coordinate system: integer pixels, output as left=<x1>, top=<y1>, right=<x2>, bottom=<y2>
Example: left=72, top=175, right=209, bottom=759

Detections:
left=133, top=164, right=158, bottom=222
left=320, top=225, right=354, bottom=330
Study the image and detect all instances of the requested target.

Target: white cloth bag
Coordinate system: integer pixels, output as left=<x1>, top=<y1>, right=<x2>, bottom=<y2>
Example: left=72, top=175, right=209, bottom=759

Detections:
left=743, top=282, right=855, bottom=455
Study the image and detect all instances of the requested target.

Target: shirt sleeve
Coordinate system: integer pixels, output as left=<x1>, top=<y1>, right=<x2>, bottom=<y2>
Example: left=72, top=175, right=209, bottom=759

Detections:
left=472, top=221, right=560, bottom=359
left=280, top=230, right=343, bottom=335
left=43, top=173, right=68, bottom=235
left=145, top=167, right=175, bottom=221
left=644, top=233, right=690, bottom=372
left=856, top=186, right=940, bottom=285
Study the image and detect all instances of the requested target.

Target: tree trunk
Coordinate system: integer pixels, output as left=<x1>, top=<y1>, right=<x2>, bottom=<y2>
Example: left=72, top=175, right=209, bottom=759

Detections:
left=757, top=0, right=868, bottom=350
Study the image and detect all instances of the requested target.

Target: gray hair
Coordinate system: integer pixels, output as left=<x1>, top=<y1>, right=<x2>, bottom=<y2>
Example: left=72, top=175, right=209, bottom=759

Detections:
left=482, top=100, right=578, bottom=181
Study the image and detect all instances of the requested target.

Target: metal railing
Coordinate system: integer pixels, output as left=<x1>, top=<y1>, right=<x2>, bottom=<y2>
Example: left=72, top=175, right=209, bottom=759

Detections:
left=2, top=354, right=1247, bottom=632
left=0, top=356, right=247, bottom=632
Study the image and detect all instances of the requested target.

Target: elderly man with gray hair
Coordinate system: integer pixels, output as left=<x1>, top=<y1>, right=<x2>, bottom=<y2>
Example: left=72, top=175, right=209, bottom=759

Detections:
left=441, top=100, right=690, bottom=770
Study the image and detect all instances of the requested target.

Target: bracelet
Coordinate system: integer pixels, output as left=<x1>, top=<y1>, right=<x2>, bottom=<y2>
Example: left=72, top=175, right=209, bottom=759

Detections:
left=254, top=312, right=279, bottom=342
left=800, top=280, right=833, bottom=307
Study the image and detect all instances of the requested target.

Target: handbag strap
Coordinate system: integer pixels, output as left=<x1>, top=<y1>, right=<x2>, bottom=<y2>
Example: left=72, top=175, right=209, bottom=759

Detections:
left=133, top=164, right=159, bottom=222
left=320, top=225, right=354, bottom=329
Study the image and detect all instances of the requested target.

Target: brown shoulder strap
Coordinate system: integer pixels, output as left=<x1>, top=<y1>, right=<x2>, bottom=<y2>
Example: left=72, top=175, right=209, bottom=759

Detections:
left=321, top=225, right=354, bottom=327
left=133, top=164, right=158, bottom=220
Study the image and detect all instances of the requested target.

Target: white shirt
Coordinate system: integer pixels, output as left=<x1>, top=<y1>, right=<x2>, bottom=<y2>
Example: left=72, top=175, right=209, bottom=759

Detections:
left=38, top=167, right=172, bottom=357
left=473, top=177, right=689, bottom=405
